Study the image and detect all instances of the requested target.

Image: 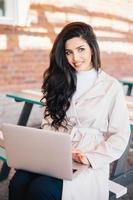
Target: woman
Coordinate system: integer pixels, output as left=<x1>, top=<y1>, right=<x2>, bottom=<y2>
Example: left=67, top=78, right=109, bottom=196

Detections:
left=9, top=22, right=130, bottom=200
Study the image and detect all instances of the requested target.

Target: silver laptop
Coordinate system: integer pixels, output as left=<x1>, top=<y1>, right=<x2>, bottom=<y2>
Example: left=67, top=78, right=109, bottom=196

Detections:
left=2, top=123, right=87, bottom=180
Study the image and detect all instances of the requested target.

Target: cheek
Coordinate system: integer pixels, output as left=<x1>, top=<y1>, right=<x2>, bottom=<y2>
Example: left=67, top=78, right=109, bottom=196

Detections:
left=66, top=56, right=72, bottom=64
left=85, top=51, right=92, bottom=62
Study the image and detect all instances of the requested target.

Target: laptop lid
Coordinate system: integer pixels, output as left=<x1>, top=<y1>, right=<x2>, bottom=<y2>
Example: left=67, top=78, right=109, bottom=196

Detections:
left=2, top=123, right=73, bottom=180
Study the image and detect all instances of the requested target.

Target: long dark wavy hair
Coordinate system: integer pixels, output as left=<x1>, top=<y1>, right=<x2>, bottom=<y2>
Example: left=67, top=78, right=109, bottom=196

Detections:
left=41, top=22, right=101, bottom=130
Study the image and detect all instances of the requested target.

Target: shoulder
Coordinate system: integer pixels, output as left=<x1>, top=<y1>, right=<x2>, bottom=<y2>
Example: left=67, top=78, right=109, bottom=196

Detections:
left=100, top=69, right=123, bottom=92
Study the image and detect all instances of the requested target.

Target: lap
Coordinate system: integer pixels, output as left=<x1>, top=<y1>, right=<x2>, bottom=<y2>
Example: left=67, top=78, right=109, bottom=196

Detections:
left=10, top=170, right=38, bottom=185
left=10, top=170, right=63, bottom=193
left=29, top=174, right=63, bottom=191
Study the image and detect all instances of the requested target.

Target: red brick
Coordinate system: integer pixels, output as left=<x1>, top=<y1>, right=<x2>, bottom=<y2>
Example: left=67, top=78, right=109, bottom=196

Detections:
left=0, top=1, right=133, bottom=91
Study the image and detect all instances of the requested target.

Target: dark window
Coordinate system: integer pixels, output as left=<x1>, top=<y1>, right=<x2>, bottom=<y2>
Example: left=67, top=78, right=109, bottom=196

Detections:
left=0, top=0, right=5, bottom=16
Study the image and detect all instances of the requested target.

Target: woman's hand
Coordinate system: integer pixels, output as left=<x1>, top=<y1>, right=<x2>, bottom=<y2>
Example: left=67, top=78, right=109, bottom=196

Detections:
left=72, top=148, right=90, bottom=166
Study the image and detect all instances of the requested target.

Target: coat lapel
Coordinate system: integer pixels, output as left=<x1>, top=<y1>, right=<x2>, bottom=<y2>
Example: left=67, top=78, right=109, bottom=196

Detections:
left=74, top=70, right=109, bottom=106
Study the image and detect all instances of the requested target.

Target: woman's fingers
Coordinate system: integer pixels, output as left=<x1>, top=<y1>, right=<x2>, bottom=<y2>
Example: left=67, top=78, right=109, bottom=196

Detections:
left=80, top=155, right=89, bottom=165
left=72, top=152, right=82, bottom=163
left=72, top=149, right=90, bottom=165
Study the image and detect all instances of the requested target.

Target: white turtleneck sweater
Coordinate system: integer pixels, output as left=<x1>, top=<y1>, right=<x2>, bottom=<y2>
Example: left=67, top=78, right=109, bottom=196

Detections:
left=73, top=68, right=98, bottom=100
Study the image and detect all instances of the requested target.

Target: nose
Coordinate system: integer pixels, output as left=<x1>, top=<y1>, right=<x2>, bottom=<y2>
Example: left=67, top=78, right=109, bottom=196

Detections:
left=72, top=52, right=79, bottom=62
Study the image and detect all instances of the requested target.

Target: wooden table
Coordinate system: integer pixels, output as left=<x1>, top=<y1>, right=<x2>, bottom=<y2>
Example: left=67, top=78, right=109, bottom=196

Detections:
left=0, top=90, right=43, bottom=181
left=7, top=90, right=43, bottom=126
left=120, top=77, right=133, bottom=96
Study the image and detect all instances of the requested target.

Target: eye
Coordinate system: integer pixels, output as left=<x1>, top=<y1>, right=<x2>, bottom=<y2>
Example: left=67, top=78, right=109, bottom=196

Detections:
left=78, top=48, right=85, bottom=52
left=65, top=50, right=72, bottom=56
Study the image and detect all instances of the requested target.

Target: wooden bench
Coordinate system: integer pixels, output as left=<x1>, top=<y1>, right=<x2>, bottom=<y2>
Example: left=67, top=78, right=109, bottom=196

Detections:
left=109, top=120, right=133, bottom=199
left=109, top=180, right=127, bottom=199
left=119, top=77, right=133, bottom=96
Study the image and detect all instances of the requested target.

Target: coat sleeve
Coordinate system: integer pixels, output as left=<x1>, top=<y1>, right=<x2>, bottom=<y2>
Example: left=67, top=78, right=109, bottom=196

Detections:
left=86, top=85, right=131, bottom=169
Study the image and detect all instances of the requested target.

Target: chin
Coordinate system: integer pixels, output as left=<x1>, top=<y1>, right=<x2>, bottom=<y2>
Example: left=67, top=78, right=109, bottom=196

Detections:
left=74, top=66, right=83, bottom=71
left=76, top=67, right=86, bottom=71
left=71, top=65, right=86, bottom=71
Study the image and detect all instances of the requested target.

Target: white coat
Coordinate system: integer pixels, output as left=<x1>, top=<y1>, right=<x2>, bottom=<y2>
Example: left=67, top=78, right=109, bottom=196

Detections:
left=42, top=70, right=130, bottom=200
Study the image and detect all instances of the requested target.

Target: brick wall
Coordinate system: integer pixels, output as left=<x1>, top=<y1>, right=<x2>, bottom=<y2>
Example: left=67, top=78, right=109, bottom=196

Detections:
left=0, top=0, right=133, bottom=91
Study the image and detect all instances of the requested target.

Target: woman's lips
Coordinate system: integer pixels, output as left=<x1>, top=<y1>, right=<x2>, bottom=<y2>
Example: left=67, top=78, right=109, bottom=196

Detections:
left=74, top=62, right=83, bottom=67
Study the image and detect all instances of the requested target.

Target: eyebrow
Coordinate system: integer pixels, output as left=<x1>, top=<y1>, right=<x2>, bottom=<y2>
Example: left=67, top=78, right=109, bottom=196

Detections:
left=65, top=44, right=86, bottom=51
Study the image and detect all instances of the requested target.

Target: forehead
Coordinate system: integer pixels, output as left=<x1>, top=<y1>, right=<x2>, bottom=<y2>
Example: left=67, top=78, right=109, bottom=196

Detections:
left=65, top=37, right=88, bottom=49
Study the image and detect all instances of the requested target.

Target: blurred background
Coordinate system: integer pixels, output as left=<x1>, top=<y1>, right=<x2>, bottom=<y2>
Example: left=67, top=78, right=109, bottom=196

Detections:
left=0, top=0, right=133, bottom=91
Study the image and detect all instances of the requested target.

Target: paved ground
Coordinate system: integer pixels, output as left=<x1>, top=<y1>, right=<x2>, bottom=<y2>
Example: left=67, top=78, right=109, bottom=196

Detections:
left=0, top=92, right=133, bottom=200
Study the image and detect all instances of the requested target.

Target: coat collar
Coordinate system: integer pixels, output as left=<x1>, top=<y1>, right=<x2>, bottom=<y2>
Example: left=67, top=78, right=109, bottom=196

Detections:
left=74, top=69, right=110, bottom=105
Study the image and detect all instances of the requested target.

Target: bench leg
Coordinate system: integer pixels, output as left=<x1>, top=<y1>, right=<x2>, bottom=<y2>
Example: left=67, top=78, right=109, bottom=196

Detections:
left=126, top=85, right=132, bottom=96
left=0, top=102, right=33, bottom=181
left=109, top=192, right=116, bottom=200
left=0, top=161, right=11, bottom=181
left=17, top=102, right=33, bottom=126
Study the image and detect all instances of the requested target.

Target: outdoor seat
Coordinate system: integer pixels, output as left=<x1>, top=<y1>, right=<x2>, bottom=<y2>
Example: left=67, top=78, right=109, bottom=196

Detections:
left=109, top=180, right=127, bottom=199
